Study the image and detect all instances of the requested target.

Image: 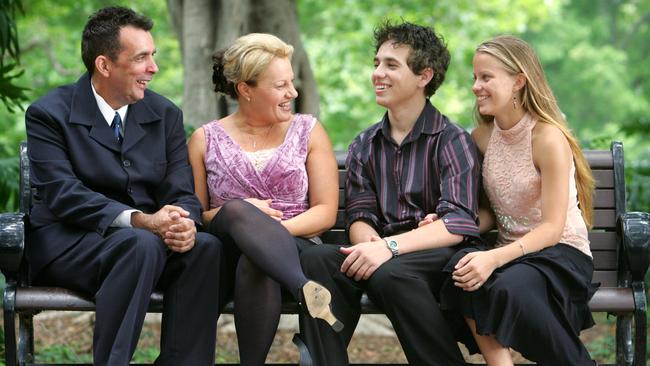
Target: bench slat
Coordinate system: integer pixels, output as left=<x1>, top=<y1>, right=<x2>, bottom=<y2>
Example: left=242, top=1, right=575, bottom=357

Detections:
left=588, top=232, right=618, bottom=250
left=593, top=169, right=614, bottom=189
left=15, top=284, right=635, bottom=315
left=585, top=150, right=613, bottom=169
left=592, top=251, right=618, bottom=271
left=593, top=270, right=618, bottom=287
left=593, top=209, right=616, bottom=229
left=589, top=287, right=635, bottom=312
left=593, top=189, right=615, bottom=209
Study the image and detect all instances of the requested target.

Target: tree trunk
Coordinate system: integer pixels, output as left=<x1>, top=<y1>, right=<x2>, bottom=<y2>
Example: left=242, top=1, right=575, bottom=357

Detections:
left=167, top=0, right=319, bottom=128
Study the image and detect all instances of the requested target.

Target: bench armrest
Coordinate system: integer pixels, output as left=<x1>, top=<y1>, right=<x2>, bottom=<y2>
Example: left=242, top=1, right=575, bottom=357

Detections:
left=619, top=211, right=650, bottom=281
left=0, top=212, right=25, bottom=275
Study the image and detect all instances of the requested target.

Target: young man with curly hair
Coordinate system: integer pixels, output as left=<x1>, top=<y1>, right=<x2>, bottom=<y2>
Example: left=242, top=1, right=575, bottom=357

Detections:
left=299, top=21, right=481, bottom=365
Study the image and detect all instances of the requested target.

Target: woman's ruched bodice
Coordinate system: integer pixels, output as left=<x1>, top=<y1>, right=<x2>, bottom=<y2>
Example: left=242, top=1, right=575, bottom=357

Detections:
left=203, top=114, right=316, bottom=219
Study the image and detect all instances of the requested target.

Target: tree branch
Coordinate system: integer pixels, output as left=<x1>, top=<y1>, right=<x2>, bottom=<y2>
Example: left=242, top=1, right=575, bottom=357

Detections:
left=22, top=39, right=77, bottom=76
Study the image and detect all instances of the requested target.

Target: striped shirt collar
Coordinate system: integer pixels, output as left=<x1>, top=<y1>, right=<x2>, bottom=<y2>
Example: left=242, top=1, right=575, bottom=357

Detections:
left=374, top=99, right=447, bottom=145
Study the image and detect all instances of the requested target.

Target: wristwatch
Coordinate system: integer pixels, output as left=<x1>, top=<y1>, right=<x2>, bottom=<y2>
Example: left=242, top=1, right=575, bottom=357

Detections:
left=384, top=237, right=399, bottom=258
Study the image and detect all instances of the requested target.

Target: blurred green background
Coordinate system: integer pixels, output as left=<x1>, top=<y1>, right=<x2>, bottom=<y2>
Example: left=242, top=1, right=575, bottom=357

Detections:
left=0, top=0, right=648, bottom=364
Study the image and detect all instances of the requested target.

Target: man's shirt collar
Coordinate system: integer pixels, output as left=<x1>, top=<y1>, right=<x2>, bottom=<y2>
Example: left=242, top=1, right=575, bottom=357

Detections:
left=91, top=82, right=128, bottom=126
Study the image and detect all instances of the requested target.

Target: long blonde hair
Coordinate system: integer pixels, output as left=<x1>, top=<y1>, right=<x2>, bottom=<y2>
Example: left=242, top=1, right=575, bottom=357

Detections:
left=475, top=35, right=595, bottom=227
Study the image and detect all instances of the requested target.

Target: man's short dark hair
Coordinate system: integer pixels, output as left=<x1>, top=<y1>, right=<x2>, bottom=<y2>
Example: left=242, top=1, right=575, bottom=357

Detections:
left=374, top=21, right=450, bottom=97
left=81, top=6, right=153, bottom=75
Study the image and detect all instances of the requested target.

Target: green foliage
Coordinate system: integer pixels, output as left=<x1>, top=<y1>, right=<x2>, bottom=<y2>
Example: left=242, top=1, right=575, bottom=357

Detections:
left=297, top=0, right=559, bottom=148
left=16, top=0, right=182, bottom=106
left=0, top=274, right=4, bottom=364
left=0, top=155, right=18, bottom=211
left=35, top=344, right=92, bottom=363
left=0, top=0, right=28, bottom=112
left=586, top=333, right=616, bottom=363
left=0, top=110, right=24, bottom=211
left=0, top=63, right=28, bottom=112
left=627, top=161, right=650, bottom=213
left=132, top=346, right=159, bottom=362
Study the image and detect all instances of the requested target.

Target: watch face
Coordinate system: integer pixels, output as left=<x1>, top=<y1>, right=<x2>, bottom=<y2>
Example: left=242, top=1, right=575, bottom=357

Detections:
left=386, top=239, right=398, bottom=257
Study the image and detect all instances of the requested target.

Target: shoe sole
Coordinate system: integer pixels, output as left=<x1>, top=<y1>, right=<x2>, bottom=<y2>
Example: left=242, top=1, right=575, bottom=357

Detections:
left=302, top=281, right=344, bottom=332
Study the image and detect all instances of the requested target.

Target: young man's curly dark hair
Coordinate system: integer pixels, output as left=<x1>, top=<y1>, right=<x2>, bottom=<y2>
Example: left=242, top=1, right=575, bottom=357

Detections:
left=374, top=21, right=450, bottom=97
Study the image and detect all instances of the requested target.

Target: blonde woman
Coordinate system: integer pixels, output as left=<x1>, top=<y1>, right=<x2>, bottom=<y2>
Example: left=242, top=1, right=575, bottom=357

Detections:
left=188, top=33, right=342, bottom=365
left=439, top=35, right=597, bottom=365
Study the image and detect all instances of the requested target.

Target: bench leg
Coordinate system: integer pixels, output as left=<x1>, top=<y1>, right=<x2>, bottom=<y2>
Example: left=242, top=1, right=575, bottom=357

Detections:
left=617, top=313, right=634, bottom=366
left=3, top=281, right=18, bottom=366
left=18, top=312, right=35, bottom=365
left=632, top=281, right=647, bottom=366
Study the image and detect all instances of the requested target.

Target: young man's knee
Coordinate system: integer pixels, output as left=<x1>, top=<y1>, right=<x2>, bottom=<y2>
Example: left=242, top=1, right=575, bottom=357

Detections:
left=300, top=244, right=342, bottom=276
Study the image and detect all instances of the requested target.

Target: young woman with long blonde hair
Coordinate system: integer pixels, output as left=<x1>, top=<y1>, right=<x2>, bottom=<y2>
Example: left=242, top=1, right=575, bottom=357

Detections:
left=439, top=35, right=597, bottom=365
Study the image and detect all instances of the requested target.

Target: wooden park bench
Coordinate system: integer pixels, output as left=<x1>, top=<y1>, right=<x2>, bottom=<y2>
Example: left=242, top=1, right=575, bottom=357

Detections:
left=1, top=141, right=649, bottom=366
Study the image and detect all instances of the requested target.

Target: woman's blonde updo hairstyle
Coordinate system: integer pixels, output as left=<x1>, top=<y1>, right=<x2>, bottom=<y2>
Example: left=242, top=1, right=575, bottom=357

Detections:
left=212, top=33, right=294, bottom=99
left=475, top=35, right=595, bottom=228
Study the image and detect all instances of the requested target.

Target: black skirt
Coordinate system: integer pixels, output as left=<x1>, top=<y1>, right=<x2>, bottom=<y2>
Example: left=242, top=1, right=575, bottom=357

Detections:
left=439, top=243, right=598, bottom=362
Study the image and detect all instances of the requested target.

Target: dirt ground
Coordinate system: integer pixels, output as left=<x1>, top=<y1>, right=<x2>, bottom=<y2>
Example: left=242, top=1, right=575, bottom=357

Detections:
left=4, top=311, right=614, bottom=364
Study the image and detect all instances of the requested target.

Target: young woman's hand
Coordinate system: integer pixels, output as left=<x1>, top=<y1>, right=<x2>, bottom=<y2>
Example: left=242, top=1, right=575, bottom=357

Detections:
left=452, top=250, right=499, bottom=292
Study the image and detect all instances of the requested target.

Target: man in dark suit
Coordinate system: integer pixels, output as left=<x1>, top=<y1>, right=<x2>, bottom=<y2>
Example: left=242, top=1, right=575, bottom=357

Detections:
left=25, top=7, right=224, bottom=366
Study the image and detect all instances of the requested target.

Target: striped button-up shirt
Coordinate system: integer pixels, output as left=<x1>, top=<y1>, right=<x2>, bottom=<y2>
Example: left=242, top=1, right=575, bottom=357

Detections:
left=345, top=100, right=480, bottom=239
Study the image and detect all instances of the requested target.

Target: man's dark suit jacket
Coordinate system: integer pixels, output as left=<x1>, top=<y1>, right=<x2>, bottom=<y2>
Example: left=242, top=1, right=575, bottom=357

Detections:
left=25, top=73, right=202, bottom=279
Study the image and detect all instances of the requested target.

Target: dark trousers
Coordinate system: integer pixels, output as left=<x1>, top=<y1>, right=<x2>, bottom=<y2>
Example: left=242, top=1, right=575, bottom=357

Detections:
left=299, top=244, right=465, bottom=366
left=34, top=228, right=225, bottom=366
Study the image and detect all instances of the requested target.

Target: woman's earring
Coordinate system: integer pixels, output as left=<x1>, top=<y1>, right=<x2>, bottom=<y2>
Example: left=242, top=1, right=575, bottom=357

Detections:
left=246, top=97, right=251, bottom=102
left=513, top=96, right=518, bottom=110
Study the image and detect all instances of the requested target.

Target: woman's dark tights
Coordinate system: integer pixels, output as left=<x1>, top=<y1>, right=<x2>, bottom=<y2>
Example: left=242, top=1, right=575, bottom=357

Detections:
left=209, top=199, right=310, bottom=365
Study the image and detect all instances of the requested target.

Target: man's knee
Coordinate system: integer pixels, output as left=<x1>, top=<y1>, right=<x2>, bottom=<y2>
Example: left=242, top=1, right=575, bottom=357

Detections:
left=365, top=259, right=426, bottom=300
left=186, top=232, right=224, bottom=265
left=116, top=228, right=167, bottom=265
left=366, top=260, right=400, bottom=291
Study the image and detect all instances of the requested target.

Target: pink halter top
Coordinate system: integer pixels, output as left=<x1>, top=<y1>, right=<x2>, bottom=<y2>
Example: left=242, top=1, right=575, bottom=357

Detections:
left=482, top=114, right=591, bottom=257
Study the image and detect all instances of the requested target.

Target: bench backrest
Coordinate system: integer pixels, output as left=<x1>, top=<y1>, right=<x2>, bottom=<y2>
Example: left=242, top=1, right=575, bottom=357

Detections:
left=19, top=141, right=626, bottom=287
left=321, top=143, right=626, bottom=288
